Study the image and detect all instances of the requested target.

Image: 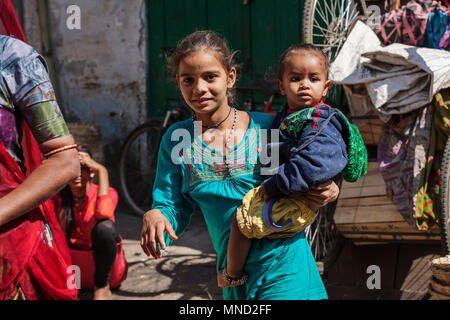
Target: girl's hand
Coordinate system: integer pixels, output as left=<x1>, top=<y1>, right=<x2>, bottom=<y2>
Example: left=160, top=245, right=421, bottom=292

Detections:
left=78, top=152, right=104, bottom=175
left=303, top=180, right=339, bottom=211
left=140, top=209, right=178, bottom=259
left=258, top=184, right=269, bottom=201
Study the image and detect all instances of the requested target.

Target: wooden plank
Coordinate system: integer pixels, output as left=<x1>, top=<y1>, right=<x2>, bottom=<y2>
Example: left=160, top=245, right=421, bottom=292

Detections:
left=337, top=221, right=440, bottom=234
left=333, top=206, right=358, bottom=224
left=338, top=196, right=393, bottom=207
left=339, top=185, right=387, bottom=199
left=395, top=244, right=441, bottom=298
left=340, top=233, right=441, bottom=241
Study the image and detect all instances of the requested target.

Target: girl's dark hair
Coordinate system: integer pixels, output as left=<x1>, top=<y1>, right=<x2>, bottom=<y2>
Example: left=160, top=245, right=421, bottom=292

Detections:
left=167, top=30, right=239, bottom=106
left=59, top=144, right=92, bottom=239
left=277, top=43, right=329, bottom=80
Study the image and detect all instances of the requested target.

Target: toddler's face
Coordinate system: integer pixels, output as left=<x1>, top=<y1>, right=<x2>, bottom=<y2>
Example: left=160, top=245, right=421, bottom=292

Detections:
left=278, top=50, right=331, bottom=110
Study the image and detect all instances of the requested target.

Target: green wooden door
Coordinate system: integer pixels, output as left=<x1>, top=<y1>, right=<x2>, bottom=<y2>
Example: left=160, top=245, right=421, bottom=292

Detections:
left=147, top=0, right=306, bottom=117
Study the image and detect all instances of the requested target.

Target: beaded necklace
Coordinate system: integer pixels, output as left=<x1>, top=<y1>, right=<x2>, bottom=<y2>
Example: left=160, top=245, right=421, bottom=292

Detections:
left=193, top=107, right=237, bottom=152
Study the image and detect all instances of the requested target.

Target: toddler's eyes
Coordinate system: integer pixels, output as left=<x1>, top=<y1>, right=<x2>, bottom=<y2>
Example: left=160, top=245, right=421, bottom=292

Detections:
left=311, top=77, right=320, bottom=82
left=290, top=76, right=300, bottom=82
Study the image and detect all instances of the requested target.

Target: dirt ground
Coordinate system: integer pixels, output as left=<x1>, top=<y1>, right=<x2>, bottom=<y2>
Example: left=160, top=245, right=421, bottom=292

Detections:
left=78, top=204, right=223, bottom=300
left=78, top=202, right=443, bottom=300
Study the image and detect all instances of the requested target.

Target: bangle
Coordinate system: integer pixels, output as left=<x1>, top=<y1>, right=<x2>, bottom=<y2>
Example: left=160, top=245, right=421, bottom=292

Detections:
left=43, top=144, right=77, bottom=158
left=222, top=269, right=248, bottom=286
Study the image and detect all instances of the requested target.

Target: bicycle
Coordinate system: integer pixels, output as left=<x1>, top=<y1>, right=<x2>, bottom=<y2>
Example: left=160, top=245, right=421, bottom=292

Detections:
left=439, top=138, right=450, bottom=256
left=119, top=101, right=188, bottom=216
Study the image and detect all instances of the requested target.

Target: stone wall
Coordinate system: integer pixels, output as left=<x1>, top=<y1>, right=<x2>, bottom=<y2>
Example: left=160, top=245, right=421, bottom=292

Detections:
left=21, top=0, right=148, bottom=186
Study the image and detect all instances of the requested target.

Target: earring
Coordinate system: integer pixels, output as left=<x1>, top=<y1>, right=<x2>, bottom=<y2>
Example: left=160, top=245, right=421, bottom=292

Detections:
left=90, top=173, right=95, bottom=179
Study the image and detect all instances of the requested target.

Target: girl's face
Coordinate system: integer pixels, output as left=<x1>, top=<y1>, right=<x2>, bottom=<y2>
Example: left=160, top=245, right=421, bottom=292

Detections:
left=278, top=50, right=331, bottom=110
left=177, top=49, right=236, bottom=116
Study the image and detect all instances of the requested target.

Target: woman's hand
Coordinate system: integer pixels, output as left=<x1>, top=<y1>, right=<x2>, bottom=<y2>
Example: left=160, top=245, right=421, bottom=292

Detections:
left=140, top=209, right=178, bottom=259
left=303, top=180, right=340, bottom=212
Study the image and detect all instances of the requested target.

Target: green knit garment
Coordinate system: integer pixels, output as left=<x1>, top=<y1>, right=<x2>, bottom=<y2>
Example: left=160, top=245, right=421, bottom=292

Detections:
left=337, top=109, right=368, bottom=182
left=285, top=107, right=367, bottom=183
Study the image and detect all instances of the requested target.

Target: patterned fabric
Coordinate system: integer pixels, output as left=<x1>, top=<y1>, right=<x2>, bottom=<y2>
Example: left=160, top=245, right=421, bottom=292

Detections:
left=236, top=186, right=317, bottom=239
left=0, top=35, right=69, bottom=167
left=374, top=0, right=448, bottom=47
left=425, top=7, right=450, bottom=50
left=281, top=104, right=367, bottom=183
left=378, top=105, right=433, bottom=229
left=182, top=124, right=262, bottom=186
left=152, top=112, right=327, bottom=300
left=415, top=89, right=450, bottom=230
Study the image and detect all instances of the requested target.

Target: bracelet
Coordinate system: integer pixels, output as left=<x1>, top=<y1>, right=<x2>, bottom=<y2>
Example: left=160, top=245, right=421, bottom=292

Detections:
left=222, top=269, right=248, bottom=286
left=43, top=144, right=77, bottom=158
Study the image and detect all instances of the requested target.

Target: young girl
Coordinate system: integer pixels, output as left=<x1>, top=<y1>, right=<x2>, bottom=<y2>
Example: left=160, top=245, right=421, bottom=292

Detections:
left=218, top=44, right=367, bottom=288
left=140, top=31, right=339, bottom=299
left=57, top=145, right=127, bottom=300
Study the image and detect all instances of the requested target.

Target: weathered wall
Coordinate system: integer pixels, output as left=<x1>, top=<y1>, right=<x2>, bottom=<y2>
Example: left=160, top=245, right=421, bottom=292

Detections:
left=22, top=0, right=148, bottom=186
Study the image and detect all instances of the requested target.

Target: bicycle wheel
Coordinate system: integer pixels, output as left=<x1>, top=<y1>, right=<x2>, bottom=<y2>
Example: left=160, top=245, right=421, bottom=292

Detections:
left=305, top=198, right=344, bottom=275
left=119, top=120, right=164, bottom=216
left=303, top=0, right=367, bottom=107
left=438, top=138, right=450, bottom=256
left=302, top=0, right=367, bottom=63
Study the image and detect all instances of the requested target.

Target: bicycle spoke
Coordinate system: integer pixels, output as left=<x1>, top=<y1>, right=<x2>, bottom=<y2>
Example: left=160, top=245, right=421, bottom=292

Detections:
left=315, top=1, right=329, bottom=25
left=312, top=22, right=342, bottom=37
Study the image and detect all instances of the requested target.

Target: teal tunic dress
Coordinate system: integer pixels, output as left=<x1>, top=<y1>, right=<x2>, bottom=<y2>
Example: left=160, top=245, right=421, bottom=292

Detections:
left=152, top=111, right=327, bottom=300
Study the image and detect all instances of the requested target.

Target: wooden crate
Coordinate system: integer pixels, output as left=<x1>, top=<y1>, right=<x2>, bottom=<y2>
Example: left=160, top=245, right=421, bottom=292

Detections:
left=334, top=162, right=441, bottom=243
left=353, top=118, right=384, bottom=146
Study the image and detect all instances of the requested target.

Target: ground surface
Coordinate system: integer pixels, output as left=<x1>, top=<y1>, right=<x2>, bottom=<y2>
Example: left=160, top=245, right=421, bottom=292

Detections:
left=78, top=203, right=443, bottom=300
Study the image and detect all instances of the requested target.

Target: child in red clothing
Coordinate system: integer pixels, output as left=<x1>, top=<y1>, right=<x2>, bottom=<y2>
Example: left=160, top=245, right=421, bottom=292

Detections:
left=57, top=145, right=121, bottom=300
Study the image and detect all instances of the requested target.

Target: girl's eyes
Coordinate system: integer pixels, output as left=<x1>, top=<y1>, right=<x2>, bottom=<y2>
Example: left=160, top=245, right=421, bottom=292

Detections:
left=181, top=74, right=218, bottom=84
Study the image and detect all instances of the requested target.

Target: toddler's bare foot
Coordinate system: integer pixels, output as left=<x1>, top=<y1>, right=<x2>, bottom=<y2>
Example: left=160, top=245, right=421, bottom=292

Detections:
left=217, top=269, right=247, bottom=288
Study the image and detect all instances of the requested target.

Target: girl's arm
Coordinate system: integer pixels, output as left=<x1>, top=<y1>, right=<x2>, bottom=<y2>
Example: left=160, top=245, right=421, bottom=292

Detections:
left=0, top=135, right=80, bottom=226
left=140, top=126, right=196, bottom=259
left=79, top=152, right=117, bottom=220
left=79, top=152, right=110, bottom=197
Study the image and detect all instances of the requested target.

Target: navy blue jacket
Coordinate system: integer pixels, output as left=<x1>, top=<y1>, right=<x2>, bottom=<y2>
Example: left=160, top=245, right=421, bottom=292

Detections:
left=263, top=103, right=348, bottom=199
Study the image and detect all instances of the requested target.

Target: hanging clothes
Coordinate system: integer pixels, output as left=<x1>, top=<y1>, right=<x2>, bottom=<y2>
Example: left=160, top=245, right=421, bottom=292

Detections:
left=415, top=88, right=450, bottom=230
left=374, top=0, right=449, bottom=48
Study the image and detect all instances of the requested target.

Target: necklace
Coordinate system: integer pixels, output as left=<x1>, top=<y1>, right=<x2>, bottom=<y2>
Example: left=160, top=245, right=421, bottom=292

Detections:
left=73, top=195, right=85, bottom=209
left=192, top=107, right=237, bottom=153
left=194, top=106, right=233, bottom=129
left=225, top=107, right=237, bottom=150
